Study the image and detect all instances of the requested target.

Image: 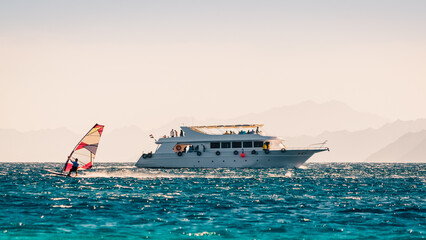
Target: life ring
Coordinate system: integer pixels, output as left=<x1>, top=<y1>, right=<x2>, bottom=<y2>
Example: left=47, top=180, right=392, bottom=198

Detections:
left=177, top=152, right=183, bottom=157
left=142, top=154, right=148, bottom=159
left=233, top=150, right=238, bottom=155
left=264, top=149, right=270, bottom=154
left=281, top=148, right=286, bottom=153
left=251, top=150, right=257, bottom=155
left=176, top=145, right=182, bottom=151
left=147, top=152, right=153, bottom=158
left=197, top=151, right=202, bottom=156
left=216, top=151, right=220, bottom=156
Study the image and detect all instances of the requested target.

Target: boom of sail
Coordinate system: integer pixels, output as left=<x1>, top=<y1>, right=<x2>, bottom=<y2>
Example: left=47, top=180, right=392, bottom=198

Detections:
left=62, top=124, right=104, bottom=173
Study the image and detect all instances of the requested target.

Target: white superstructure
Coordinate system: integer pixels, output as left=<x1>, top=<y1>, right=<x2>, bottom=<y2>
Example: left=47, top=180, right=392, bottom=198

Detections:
left=135, top=124, right=329, bottom=168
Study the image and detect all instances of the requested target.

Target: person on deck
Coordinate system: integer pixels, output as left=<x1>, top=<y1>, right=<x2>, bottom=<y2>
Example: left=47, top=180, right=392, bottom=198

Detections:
left=67, top=158, right=79, bottom=177
left=263, top=142, right=270, bottom=151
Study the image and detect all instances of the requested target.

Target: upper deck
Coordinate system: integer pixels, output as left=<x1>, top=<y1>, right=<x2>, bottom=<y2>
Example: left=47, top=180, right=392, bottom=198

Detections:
left=188, top=124, right=264, bottom=135
left=156, top=124, right=281, bottom=144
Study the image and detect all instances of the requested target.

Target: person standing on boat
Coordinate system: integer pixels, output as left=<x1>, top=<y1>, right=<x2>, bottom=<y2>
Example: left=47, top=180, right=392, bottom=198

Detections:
left=263, top=142, right=270, bottom=151
left=170, top=129, right=175, bottom=138
left=67, top=158, right=79, bottom=177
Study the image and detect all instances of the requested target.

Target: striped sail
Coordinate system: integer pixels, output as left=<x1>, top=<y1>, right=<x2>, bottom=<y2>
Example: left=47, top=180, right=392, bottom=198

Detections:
left=63, top=124, right=104, bottom=173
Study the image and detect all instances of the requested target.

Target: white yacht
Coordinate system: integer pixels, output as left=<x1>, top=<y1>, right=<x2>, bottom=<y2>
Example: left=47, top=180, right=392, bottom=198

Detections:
left=135, top=124, right=329, bottom=168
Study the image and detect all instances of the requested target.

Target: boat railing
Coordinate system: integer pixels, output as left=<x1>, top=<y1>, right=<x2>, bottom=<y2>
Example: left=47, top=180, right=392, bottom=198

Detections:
left=285, top=140, right=329, bottom=151
left=285, top=146, right=329, bottom=151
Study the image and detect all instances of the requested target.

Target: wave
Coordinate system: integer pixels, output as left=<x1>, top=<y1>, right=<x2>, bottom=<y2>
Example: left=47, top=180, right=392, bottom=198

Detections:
left=81, top=169, right=257, bottom=179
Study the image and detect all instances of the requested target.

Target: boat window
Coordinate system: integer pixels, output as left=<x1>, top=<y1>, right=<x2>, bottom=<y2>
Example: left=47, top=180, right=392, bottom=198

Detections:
left=243, top=141, right=253, bottom=148
left=232, top=141, right=242, bottom=148
left=221, top=142, right=231, bottom=148
left=254, top=141, right=263, bottom=148
left=210, top=142, right=220, bottom=149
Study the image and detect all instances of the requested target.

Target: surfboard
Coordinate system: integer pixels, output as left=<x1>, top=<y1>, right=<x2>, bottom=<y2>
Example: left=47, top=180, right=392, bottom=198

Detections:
left=45, top=169, right=69, bottom=176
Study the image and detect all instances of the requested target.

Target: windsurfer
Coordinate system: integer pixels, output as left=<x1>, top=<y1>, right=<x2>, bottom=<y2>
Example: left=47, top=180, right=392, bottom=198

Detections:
left=67, top=158, right=79, bottom=177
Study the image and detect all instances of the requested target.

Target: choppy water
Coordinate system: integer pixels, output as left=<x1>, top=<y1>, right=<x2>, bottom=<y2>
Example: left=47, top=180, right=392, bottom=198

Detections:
left=0, top=163, right=424, bottom=239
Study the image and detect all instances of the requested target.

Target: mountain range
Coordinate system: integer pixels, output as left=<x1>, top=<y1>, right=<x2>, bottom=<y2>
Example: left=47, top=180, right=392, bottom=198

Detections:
left=1, top=101, right=424, bottom=163
left=287, top=119, right=426, bottom=163
left=365, top=130, right=426, bottom=163
left=212, top=100, right=389, bottom=137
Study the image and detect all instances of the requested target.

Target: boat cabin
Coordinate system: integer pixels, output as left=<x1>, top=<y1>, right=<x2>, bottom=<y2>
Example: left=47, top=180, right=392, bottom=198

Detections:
left=154, top=124, right=286, bottom=154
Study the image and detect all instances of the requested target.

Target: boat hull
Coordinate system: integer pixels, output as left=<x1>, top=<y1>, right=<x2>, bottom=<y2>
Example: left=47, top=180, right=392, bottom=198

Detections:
left=135, top=149, right=327, bottom=169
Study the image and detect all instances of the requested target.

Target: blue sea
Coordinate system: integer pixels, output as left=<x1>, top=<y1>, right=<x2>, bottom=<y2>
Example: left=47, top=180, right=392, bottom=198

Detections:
left=0, top=163, right=424, bottom=239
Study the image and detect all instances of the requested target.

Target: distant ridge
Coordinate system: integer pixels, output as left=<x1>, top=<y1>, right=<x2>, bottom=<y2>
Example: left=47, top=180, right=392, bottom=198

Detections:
left=400, top=138, right=426, bottom=162
left=366, top=130, right=426, bottom=163
left=2, top=102, right=426, bottom=163
left=0, top=128, right=79, bottom=162
left=287, top=119, right=426, bottom=163
left=226, top=100, right=388, bottom=137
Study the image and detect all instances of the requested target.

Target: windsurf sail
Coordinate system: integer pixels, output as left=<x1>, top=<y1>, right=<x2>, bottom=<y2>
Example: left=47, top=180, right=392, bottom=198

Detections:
left=62, top=124, right=104, bottom=174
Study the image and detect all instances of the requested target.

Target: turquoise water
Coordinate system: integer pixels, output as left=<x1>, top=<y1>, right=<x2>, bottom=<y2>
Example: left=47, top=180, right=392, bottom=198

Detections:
left=0, top=163, right=424, bottom=239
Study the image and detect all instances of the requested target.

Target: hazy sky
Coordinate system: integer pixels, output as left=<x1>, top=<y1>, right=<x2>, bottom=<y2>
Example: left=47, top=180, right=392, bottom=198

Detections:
left=1, top=0, right=426, bottom=132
